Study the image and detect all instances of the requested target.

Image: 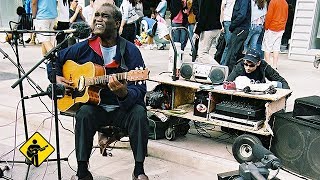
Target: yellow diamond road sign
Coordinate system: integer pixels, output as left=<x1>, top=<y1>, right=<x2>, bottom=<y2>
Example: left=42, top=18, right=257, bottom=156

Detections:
left=19, top=132, right=55, bottom=167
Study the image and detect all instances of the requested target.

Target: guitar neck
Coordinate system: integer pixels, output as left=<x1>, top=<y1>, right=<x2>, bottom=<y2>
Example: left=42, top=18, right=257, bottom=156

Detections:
left=85, top=72, right=128, bottom=86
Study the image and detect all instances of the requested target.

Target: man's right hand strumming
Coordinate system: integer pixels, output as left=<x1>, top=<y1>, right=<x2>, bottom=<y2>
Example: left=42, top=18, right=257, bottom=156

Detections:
left=56, top=76, right=74, bottom=94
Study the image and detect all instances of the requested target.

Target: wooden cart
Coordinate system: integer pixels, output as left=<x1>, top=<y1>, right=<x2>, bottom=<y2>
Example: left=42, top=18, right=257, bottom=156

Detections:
left=148, top=73, right=292, bottom=163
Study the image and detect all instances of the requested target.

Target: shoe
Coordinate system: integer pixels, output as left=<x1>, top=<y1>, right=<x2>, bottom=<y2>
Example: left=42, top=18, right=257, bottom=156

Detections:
left=132, top=173, right=149, bottom=180
left=70, top=172, right=93, bottom=180
left=25, top=38, right=31, bottom=43
left=313, top=58, right=320, bottom=69
left=157, top=45, right=165, bottom=50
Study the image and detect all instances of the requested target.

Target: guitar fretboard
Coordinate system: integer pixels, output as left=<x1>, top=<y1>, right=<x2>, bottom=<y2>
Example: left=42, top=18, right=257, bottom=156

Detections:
left=85, top=72, right=128, bottom=86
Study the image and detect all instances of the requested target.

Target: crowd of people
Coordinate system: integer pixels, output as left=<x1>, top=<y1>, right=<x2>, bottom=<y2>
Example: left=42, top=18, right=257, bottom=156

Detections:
left=167, top=0, right=289, bottom=89
left=9, top=0, right=292, bottom=179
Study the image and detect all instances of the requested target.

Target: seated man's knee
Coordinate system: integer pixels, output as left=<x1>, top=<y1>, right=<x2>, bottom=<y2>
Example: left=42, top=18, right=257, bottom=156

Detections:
left=129, top=105, right=147, bottom=122
left=75, top=105, right=96, bottom=122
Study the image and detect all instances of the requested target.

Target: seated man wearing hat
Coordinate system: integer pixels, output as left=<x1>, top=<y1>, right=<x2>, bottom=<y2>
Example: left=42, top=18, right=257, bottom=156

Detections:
left=227, top=48, right=290, bottom=89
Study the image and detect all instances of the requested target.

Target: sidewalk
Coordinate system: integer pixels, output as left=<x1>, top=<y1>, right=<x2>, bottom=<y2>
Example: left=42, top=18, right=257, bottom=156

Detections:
left=0, top=38, right=318, bottom=179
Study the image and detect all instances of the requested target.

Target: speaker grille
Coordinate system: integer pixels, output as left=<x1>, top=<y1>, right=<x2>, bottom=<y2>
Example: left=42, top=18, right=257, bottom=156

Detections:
left=180, top=64, right=193, bottom=79
left=209, top=68, right=225, bottom=85
left=271, top=112, right=320, bottom=179
left=307, top=136, right=320, bottom=174
left=274, top=124, right=305, bottom=161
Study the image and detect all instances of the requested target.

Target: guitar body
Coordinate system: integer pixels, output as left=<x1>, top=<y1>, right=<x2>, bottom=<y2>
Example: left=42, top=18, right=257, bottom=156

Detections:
left=58, top=60, right=105, bottom=113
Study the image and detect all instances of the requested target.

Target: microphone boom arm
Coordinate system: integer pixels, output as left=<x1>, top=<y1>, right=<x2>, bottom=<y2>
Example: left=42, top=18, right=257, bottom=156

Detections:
left=0, top=47, right=43, bottom=92
left=11, top=34, right=74, bottom=89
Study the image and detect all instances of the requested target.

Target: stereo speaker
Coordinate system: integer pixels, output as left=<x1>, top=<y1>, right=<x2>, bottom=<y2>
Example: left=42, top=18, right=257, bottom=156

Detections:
left=180, top=62, right=228, bottom=84
left=271, top=112, right=320, bottom=179
left=293, top=95, right=320, bottom=117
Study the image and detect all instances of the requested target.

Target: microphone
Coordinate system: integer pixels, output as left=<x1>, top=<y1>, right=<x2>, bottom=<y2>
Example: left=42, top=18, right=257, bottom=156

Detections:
left=23, top=84, right=65, bottom=99
left=253, top=144, right=281, bottom=170
left=61, top=22, right=92, bottom=39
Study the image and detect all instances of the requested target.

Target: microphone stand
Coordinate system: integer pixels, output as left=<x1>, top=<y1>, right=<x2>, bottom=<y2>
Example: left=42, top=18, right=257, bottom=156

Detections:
left=0, top=30, right=34, bottom=179
left=10, top=33, right=73, bottom=180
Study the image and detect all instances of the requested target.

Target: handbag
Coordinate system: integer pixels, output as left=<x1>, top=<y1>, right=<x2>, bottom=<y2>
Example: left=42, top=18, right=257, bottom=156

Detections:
left=127, top=8, right=139, bottom=24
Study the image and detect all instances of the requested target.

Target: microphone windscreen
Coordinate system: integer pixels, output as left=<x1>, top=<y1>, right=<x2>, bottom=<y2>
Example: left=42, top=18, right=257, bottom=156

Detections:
left=70, top=22, right=92, bottom=39
left=253, top=144, right=272, bottom=161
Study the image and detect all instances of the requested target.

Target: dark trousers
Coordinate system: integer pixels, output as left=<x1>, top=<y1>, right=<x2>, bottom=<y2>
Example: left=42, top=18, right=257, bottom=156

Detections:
left=225, top=29, right=249, bottom=73
left=75, top=104, right=149, bottom=162
left=121, top=23, right=136, bottom=43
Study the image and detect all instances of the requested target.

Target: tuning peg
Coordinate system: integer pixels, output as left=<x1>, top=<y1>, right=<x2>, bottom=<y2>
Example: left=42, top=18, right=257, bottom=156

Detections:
left=139, top=67, right=143, bottom=70
left=135, top=67, right=139, bottom=70
left=138, top=81, right=142, bottom=85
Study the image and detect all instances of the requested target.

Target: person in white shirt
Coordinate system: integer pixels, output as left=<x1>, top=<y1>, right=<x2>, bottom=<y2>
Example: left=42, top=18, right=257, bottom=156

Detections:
left=56, top=0, right=70, bottom=49
left=83, top=0, right=95, bottom=25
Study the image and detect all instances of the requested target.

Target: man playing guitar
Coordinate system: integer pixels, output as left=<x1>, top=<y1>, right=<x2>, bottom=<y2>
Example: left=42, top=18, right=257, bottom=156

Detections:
left=47, top=3, right=149, bottom=180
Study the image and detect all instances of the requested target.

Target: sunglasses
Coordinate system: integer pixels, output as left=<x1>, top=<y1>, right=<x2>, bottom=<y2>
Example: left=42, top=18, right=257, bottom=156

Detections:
left=244, top=62, right=256, bottom=67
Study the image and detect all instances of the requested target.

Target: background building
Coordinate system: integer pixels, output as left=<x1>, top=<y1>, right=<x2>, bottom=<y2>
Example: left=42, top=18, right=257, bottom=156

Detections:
left=289, top=0, right=320, bottom=61
left=0, top=0, right=23, bottom=29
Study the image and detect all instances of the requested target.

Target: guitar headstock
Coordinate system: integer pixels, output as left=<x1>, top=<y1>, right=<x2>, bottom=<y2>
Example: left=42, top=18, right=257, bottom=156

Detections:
left=127, top=67, right=150, bottom=83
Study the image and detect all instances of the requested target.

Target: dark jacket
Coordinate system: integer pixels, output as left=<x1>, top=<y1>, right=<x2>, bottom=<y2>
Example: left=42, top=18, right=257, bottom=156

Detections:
left=229, top=0, right=251, bottom=32
left=170, top=0, right=183, bottom=20
left=194, top=0, right=222, bottom=35
left=227, top=60, right=290, bottom=89
left=49, top=36, right=146, bottom=111
left=192, top=0, right=200, bottom=22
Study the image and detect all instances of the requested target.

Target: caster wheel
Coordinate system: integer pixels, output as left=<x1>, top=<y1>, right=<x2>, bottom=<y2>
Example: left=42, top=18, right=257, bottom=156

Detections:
left=165, top=127, right=176, bottom=141
left=232, top=134, right=262, bottom=163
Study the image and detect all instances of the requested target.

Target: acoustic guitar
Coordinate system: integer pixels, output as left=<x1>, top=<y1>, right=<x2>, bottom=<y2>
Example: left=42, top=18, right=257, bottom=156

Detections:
left=57, top=60, right=149, bottom=113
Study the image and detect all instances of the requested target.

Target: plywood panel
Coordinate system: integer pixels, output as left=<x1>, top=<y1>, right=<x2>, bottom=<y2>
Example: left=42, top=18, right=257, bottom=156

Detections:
left=173, top=86, right=196, bottom=108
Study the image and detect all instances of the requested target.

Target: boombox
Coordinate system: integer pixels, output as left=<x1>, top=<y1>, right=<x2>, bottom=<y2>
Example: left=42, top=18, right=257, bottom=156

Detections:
left=180, top=62, right=229, bottom=84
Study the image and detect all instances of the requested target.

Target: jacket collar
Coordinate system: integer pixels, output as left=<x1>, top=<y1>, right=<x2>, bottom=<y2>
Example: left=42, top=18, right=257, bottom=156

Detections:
left=88, top=35, right=122, bottom=68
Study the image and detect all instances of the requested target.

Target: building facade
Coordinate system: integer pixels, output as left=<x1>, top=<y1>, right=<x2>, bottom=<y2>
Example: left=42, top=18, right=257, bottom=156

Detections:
left=0, top=0, right=23, bottom=29
left=289, top=0, right=320, bottom=61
